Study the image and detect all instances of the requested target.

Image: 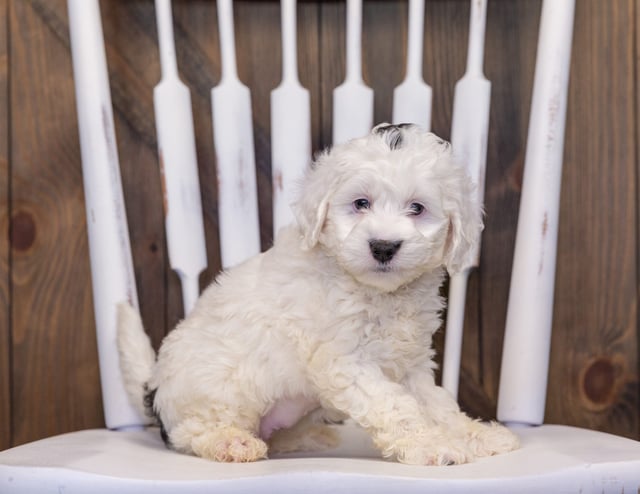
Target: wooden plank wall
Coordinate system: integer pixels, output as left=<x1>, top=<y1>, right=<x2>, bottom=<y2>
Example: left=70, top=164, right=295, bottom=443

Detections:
left=0, top=0, right=9, bottom=451
left=0, top=0, right=638, bottom=450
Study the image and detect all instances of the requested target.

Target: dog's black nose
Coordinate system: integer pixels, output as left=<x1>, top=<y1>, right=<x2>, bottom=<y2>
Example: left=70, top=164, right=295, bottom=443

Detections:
left=369, top=240, right=402, bottom=263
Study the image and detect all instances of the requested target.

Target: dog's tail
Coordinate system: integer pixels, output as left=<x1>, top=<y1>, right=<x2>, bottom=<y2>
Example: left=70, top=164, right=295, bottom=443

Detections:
left=116, top=302, right=156, bottom=418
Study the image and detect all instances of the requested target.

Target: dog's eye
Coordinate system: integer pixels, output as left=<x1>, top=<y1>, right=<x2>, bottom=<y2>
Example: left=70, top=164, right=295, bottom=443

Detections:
left=408, top=202, right=426, bottom=216
left=353, top=198, right=371, bottom=211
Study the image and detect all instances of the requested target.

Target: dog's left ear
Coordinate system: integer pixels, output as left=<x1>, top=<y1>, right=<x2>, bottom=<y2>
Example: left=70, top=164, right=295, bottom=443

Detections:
left=292, top=150, right=338, bottom=249
left=441, top=167, right=484, bottom=274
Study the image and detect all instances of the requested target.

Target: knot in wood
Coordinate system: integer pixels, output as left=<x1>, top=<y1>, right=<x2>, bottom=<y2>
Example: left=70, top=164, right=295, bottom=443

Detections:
left=580, top=356, right=619, bottom=411
left=10, top=210, right=36, bottom=252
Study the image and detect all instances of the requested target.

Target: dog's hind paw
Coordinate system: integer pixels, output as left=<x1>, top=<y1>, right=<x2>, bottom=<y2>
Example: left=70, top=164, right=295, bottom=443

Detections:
left=190, top=426, right=268, bottom=463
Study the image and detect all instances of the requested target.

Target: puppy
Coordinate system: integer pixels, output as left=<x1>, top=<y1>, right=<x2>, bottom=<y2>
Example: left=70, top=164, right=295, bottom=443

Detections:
left=117, top=123, right=519, bottom=465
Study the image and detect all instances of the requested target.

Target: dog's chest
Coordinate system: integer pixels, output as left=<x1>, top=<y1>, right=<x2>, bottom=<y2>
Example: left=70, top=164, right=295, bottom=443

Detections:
left=352, top=292, right=437, bottom=379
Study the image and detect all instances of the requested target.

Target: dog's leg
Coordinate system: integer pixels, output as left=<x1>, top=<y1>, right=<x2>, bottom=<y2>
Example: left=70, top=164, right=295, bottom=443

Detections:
left=403, top=369, right=520, bottom=459
left=307, top=355, right=474, bottom=465
left=169, top=415, right=268, bottom=463
left=268, top=409, right=341, bottom=455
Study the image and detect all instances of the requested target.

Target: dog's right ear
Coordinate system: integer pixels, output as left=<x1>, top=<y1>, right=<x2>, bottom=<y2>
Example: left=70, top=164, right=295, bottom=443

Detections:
left=292, top=151, right=336, bottom=249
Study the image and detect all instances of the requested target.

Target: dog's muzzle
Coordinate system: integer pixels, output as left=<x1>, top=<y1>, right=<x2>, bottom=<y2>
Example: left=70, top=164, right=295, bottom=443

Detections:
left=369, top=239, right=403, bottom=264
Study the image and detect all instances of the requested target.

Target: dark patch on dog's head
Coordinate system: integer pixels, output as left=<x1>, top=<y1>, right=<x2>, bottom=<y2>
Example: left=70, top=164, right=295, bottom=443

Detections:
left=373, top=123, right=416, bottom=150
left=144, top=384, right=171, bottom=448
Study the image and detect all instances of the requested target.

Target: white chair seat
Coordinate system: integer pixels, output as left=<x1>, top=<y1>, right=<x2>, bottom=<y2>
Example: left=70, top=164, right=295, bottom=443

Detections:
left=2, top=423, right=639, bottom=493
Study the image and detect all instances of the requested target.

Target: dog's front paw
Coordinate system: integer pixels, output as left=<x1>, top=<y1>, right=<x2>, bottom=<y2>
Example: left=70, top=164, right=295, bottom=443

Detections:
left=388, top=431, right=474, bottom=466
left=465, top=421, right=520, bottom=458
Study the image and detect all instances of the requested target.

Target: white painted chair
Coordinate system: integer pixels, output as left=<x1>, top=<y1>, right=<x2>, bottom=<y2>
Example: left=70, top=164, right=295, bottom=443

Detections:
left=1, top=1, right=639, bottom=492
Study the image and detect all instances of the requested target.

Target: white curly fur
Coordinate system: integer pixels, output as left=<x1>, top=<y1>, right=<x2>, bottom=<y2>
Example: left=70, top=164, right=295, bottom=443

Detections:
left=117, top=124, right=519, bottom=464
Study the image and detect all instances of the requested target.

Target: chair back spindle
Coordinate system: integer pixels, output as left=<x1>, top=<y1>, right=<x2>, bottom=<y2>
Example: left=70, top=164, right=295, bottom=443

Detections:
left=392, top=0, right=432, bottom=130
left=212, top=0, right=261, bottom=269
left=442, top=0, right=491, bottom=400
left=68, top=0, right=144, bottom=430
left=332, top=0, right=374, bottom=144
left=271, top=0, right=312, bottom=235
left=153, top=0, right=208, bottom=314
left=497, top=0, right=576, bottom=426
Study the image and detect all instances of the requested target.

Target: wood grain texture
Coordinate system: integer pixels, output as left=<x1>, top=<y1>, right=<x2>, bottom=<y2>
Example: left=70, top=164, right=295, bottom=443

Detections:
left=319, top=1, right=343, bottom=145
left=547, top=0, right=638, bottom=438
left=2, top=0, right=639, bottom=448
left=296, top=2, right=322, bottom=154
left=10, top=0, right=103, bottom=445
left=636, top=0, right=640, bottom=444
left=0, top=0, right=10, bottom=452
left=363, top=1, right=404, bottom=124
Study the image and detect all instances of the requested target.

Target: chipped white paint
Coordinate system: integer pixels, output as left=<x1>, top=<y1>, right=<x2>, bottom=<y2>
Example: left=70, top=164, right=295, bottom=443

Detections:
left=271, top=0, right=311, bottom=236
left=498, top=0, right=576, bottom=426
left=392, top=0, right=431, bottom=130
left=332, top=0, right=374, bottom=145
left=442, top=0, right=491, bottom=400
left=212, top=0, right=261, bottom=269
left=154, top=0, right=207, bottom=315
left=68, top=0, right=144, bottom=429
